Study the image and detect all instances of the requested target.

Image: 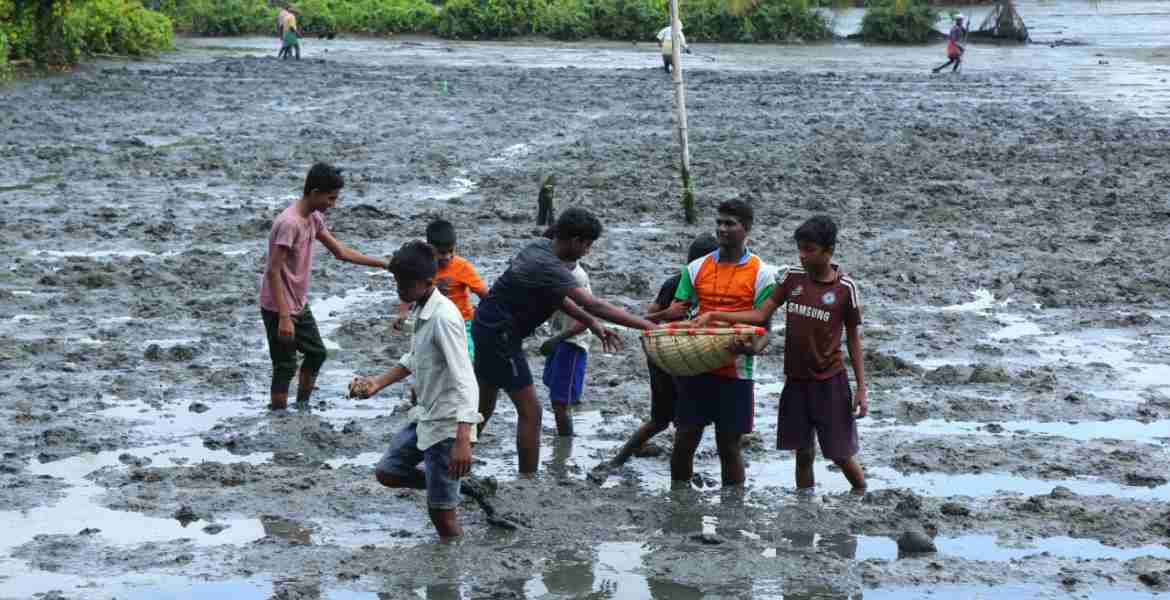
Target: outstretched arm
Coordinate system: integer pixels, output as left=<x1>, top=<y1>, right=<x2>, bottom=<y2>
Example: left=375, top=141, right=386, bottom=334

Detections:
left=350, top=365, right=410, bottom=399
left=317, top=229, right=389, bottom=269
left=565, top=287, right=656, bottom=331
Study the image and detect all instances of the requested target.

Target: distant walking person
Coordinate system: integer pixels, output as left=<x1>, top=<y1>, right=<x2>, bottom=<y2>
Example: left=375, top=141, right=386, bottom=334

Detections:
left=656, top=24, right=691, bottom=74
left=933, top=16, right=966, bottom=73
left=278, top=6, right=301, bottom=60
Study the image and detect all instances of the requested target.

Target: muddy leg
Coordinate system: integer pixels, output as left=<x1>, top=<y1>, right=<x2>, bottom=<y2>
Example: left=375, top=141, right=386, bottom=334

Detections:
left=269, top=391, right=289, bottom=411
left=795, top=448, right=816, bottom=489
left=670, top=426, right=703, bottom=483
left=715, top=430, right=745, bottom=486
left=292, top=308, right=326, bottom=406
left=295, top=369, right=317, bottom=406
left=552, top=403, right=573, bottom=437
left=932, top=59, right=954, bottom=73
left=429, top=509, right=462, bottom=539
left=834, top=456, right=867, bottom=493
left=477, top=382, right=499, bottom=436
left=508, top=385, right=542, bottom=474
left=612, top=421, right=669, bottom=466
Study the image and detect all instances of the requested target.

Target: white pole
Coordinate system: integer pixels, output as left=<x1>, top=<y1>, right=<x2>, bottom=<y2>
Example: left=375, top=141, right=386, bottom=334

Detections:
left=669, top=0, right=695, bottom=222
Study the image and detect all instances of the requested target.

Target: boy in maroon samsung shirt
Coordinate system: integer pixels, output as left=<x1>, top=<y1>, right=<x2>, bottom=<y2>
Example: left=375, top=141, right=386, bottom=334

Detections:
left=695, top=216, right=868, bottom=493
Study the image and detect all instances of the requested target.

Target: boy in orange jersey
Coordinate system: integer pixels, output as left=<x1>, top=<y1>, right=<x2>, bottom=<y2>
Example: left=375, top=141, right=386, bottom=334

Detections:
left=394, top=219, right=488, bottom=358
left=669, top=199, right=778, bottom=487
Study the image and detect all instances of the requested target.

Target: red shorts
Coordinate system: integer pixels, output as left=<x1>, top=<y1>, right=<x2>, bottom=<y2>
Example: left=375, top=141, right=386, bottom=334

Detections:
left=947, top=41, right=961, bottom=59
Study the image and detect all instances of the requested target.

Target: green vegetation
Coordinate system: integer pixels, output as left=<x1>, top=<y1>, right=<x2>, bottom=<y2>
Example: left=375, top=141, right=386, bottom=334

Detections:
left=1, top=0, right=172, bottom=67
left=859, top=0, right=939, bottom=43
left=0, top=0, right=828, bottom=70
left=0, top=29, right=10, bottom=78
left=161, top=0, right=829, bottom=42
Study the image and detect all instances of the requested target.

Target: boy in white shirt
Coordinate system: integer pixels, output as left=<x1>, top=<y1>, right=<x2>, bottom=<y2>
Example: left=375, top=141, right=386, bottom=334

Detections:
left=349, top=241, right=483, bottom=538
left=540, top=250, right=591, bottom=437
left=656, top=23, right=690, bottom=73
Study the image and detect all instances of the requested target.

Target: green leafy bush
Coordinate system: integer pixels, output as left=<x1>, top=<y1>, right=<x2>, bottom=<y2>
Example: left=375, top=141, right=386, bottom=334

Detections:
left=542, top=0, right=591, bottom=40
left=665, top=0, right=829, bottom=42
left=437, top=0, right=548, bottom=39
left=65, top=0, right=173, bottom=55
left=588, top=0, right=663, bottom=40
left=0, top=30, right=10, bottom=79
left=170, top=0, right=276, bottom=35
left=860, top=0, right=938, bottom=43
left=345, top=0, right=439, bottom=34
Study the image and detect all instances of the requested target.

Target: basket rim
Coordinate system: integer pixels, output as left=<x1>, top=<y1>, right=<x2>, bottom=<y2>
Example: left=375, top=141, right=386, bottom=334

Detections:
left=642, top=326, right=766, bottom=338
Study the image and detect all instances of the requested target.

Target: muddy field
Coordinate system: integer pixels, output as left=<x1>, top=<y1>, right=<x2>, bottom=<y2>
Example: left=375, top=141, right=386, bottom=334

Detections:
left=1, top=35, right=1169, bottom=599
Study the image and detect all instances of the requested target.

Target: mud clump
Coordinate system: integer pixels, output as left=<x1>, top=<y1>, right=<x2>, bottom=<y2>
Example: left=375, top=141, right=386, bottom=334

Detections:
left=897, top=531, right=937, bottom=555
left=1125, top=472, right=1169, bottom=488
left=866, top=349, right=922, bottom=376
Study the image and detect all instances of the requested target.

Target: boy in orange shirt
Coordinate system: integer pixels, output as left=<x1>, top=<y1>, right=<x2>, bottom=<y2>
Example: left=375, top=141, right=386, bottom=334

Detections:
left=395, top=219, right=488, bottom=358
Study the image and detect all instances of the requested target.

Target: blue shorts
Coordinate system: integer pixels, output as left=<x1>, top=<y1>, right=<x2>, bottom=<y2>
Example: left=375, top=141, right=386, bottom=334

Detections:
left=471, top=321, right=533, bottom=393
left=674, top=374, right=755, bottom=434
left=375, top=423, right=461, bottom=510
left=542, top=342, right=588, bottom=406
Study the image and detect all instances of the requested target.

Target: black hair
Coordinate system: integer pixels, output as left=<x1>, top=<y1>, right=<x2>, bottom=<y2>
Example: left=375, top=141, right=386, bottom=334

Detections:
left=425, top=219, right=457, bottom=249
left=687, top=233, right=718, bottom=262
left=389, top=241, right=438, bottom=285
left=794, top=215, right=838, bottom=250
left=303, top=162, right=344, bottom=196
left=553, top=208, right=602, bottom=242
left=717, top=199, right=754, bottom=231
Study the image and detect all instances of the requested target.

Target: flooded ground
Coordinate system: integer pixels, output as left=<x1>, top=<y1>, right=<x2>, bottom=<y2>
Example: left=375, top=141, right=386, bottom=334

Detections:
left=2, top=0, right=1170, bottom=597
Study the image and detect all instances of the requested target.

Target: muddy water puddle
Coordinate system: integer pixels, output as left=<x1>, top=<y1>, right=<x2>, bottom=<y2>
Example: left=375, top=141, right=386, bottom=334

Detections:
left=0, top=442, right=269, bottom=553
left=866, top=417, right=1169, bottom=444
left=771, top=532, right=1170, bottom=562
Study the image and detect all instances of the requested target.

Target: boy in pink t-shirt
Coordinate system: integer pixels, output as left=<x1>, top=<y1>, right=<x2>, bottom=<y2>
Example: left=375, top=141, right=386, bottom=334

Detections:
left=259, top=163, right=388, bottom=410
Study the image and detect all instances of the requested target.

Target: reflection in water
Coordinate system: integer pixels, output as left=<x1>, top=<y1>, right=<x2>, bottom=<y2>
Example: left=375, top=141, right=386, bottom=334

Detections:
left=541, top=548, right=596, bottom=596
left=521, top=542, right=709, bottom=599
left=547, top=437, right=575, bottom=481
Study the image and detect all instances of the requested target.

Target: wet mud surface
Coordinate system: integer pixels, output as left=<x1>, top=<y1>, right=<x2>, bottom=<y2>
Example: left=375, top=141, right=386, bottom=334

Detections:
left=1, top=35, right=1169, bottom=599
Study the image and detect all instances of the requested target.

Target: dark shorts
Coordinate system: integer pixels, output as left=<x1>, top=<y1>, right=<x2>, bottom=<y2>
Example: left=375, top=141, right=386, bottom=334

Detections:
left=673, top=373, right=754, bottom=434
left=777, top=370, right=859, bottom=462
left=375, top=423, right=461, bottom=510
left=471, top=321, right=533, bottom=393
left=647, top=360, right=677, bottom=426
left=261, top=306, right=327, bottom=394
left=542, top=342, right=588, bottom=406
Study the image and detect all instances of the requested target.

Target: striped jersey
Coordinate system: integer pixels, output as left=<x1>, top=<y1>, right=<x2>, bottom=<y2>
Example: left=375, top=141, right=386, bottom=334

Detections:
left=674, top=248, right=777, bottom=380
left=774, top=265, right=861, bottom=381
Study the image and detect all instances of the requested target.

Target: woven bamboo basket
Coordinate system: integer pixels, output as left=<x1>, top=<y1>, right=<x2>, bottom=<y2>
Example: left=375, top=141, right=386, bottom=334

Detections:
left=641, top=326, right=768, bottom=377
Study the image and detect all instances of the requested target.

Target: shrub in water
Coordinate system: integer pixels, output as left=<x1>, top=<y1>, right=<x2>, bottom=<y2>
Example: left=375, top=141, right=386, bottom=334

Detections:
left=860, top=0, right=938, bottom=43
